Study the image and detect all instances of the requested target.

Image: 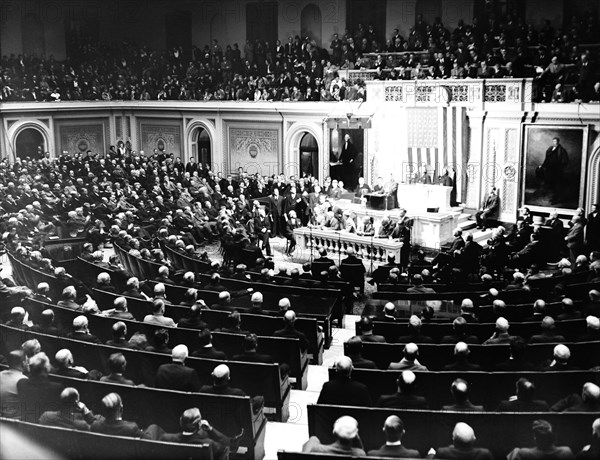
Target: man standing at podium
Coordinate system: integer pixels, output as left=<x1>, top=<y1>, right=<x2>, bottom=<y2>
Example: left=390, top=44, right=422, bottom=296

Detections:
left=340, top=134, right=358, bottom=191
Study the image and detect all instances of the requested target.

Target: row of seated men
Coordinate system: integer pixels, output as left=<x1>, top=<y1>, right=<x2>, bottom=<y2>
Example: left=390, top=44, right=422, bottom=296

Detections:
left=0, top=349, right=241, bottom=460
left=300, top=413, right=600, bottom=459
left=316, top=355, right=600, bottom=412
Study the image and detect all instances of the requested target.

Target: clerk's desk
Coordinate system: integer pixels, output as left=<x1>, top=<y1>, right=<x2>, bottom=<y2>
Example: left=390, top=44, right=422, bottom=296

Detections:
left=396, top=183, right=452, bottom=213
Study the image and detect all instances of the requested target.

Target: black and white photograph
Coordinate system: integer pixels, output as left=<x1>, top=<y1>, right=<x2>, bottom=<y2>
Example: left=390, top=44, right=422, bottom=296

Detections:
left=1, top=1, right=600, bottom=459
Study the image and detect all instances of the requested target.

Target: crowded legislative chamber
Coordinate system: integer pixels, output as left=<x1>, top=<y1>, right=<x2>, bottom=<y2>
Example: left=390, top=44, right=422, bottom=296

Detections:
left=2, top=0, right=600, bottom=459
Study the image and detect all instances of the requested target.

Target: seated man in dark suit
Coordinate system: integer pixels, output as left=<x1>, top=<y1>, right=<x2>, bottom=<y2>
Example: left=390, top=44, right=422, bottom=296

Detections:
left=91, top=392, right=143, bottom=437
left=442, top=379, right=485, bottom=412
left=302, top=415, right=366, bottom=456
left=358, top=316, right=386, bottom=342
left=406, top=275, right=436, bottom=294
left=121, top=277, right=149, bottom=300
left=388, top=343, right=428, bottom=371
left=551, top=382, right=600, bottom=413
left=177, top=302, right=209, bottom=330
left=443, top=342, right=481, bottom=371
left=557, top=297, right=582, bottom=321
left=155, top=407, right=233, bottom=460
left=53, top=348, right=90, bottom=379
left=273, top=310, right=309, bottom=353
left=29, top=309, right=60, bottom=335
left=155, top=345, right=202, bottom=392
left=217, top=311, right=251, bottom=335
left=17, top=352, right=64, bottom=423
left=506, top=419, right=574, bottom=460
left=106, top=321, right=138, bottom=349
left=311, top=248, right=335, bottom=274
left=200, top=364, right=245, bottom=396
left=529, top=316, right=566, bottom=343
left=317, top=356, right=371, bottom=407
left=379, top=302, right=398, bottom=322
left=232, top=334, right=274, bottom=364
left=377, top=370, right=429, bottom=409
left=483, top=317, right=516, bottom=345
left=495, top=337, right=535, bottom=371
left=100, top=353, right=135, bottom=386
left=345, top=336, right=377, bottom=369
left=39, top=387, right=97, bottom=431
left=496, top=378, right=550, bottom=412
left=540, top=344, right=579, bottom=371
left=431, top=422, right=493, bottom=460
left=367, top=415, right=421, bottom=458
left=192, top=328, right=228, bottom=360
left=66, top=315, right=102, bottom=344
left=104, top=297, right=136, bottom=321
left=577, top=315, right=600, bottom=342
left=397, top=315, right=434, bottom=343
left=440, top=316, right=479, bottom=344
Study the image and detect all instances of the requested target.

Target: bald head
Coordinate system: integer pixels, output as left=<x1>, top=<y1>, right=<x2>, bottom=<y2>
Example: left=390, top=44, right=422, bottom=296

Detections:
left=336, top=356, right=353, bottom=377
left=403, top=342, right=419, bottom=360
left=212, top=364, right=231, bottom=386
left=384, top=302, right=395, bottom=316
left=284, top=310, right=297, bottom=324
left=496, top=317, right=509, bottom=332
left=382, top=415, right=405, bottom=442
left=279, top=297, right=291, bottom=311
left=333, top=416, right=359, bottom=441
left=454, top=341, right=469, bottom=357
left=582, top=382, right=600, bottom=403
left=453, top=422, right=476, bottom=447
left=172, top=344, right=188, bottom=363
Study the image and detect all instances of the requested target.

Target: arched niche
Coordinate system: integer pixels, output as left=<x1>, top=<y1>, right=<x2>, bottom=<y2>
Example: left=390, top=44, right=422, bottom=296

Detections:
left=284, top=123, right=323, bottom=179
left=586, top=135, right=600, bottom=210
left=184, top=119, right=217, bottom=169
left=8, top=121, right=52, bottom=162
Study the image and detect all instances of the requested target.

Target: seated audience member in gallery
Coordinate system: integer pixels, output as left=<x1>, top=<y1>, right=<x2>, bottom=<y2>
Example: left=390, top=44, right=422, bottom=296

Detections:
left=358, top=316, right=386, bottom=342
left=345, top=336, right=377, bottom=369
left=442, top=379, right=484, bottom=412
left=431, top=422, right=493, bottom=460
left=497, top=378, right=550, bottom=412
left=443, top=342, right=481, bottom=371
left=232, top=334, right=274, bottom=364
left=367, top=415, right=421, bottom=458
left=397, top=315, right=434, bottom=343
left=273, top=310, right=309, bottom=352
left=440, top=317, right=479, bottom=344
left=192, top=329, right=228, bottom=360
left=66, top=315, right=102, bottom=344
left=143, top=299, right=176, bottom=327
left=577, top=418, right=600, bottom=460
left=496, top=338, right=535, bottom=371
left=153, top=407, right=234, bottom=460
left=100, top=353, right=135, bottom=386
left=551, top=382, right=600, bottom=413
left=317, top=356, right=371, bottom=407
left=104, top=297, right=135, bottom=321
left=155, top=345, right=201, bottom=392
left=39, top=387, right=97, bottom=431
left=199, top=364, right=264, bottom=412
left=578, top=316, right=600, bottom=342
left=302, top=415, right=366, bottom=456
left=91, top=392, right=144, bottom=437
left=483, top=317, right=515, bottom=345
left=529, top=316, right=566, bottom=343
left=53, top=348, right=90, bottom=379
left=177, top=302, right=209, bottom=330
left=506, top=419, right=574, bottom=460
left=0, top=350, right=28, bottom=419
left=377, top=370, right=429, bottom=410
left=540, top=344, right=579, bottom=371
left=388, top=343, right=428, bottom=371
left=146, top=328, right=172, bottom=354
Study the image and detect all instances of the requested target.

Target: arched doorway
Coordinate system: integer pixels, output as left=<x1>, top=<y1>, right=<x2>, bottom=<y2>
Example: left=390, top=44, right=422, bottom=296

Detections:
left=191, top=127, right=212, bottom=166
left=301, top=4, right=322, bottom=47
left=299, top=132, right=319, bottom=179
left=15, top=128, right=45, bottom=160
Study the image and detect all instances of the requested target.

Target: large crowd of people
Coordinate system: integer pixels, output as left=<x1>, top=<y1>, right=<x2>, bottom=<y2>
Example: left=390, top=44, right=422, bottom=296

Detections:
left=2, top=12, right=599, bottom=103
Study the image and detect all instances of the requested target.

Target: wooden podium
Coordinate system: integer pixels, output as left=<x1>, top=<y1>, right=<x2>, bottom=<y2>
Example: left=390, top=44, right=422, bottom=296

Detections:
left=397, top=184, right=452, bottom=213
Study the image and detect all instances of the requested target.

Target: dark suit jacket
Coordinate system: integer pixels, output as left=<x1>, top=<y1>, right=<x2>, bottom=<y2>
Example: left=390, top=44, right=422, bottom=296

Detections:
left=566, top=222, right=584, bottom=248
left=155, top=362, right=201, bottom=392
left=368, top=444, right=421, bottom=458
left=17, top=377, right=65, bottom=423
left=442, top=360, right=482, bottom=371
left=273, top=326, right=309, bottom=352
left=66, top=331, right=102, bottom=344
left=377, top=392, right=429, bottom=409
left=91, top=417, right=142, bottom=437
left=199, top=384, right=245, bottom=397
left=434, top=445, right=493, bottom=459
left=440, top=334, right=479, bottom=344
left=191, top=346, right=228, bottom=361
left=496, top=399, right=549, bottom=412
left=347, top=354, right=378, bottom=369
left=232, top=351, right=274, bottom=364
left=442, top=400, right=485, bottom=412
left=360, top=333, right=386, bottom=342
left=317, top=377, right=372, bottom=407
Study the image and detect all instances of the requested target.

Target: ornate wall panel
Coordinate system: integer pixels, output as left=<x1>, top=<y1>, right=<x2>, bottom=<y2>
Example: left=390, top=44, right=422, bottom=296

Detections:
left=138, top=120, right=182, bottom=155
left=55, top=120, right=106, bottom=155
left=225, top=123, right=281, bottom=176
left=499, top=127, right=519, bottom=221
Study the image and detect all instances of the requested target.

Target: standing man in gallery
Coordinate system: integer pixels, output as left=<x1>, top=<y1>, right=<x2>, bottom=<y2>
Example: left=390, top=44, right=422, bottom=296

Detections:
left=541, top=137, right=569, bottom=205
left=340, top=134, right=358, bottom=191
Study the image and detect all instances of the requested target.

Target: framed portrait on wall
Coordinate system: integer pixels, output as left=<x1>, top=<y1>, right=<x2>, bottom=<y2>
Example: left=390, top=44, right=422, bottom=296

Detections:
left=328, top=127, right=364, bottom=192
left=521, top=125, right=589, bottom=213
